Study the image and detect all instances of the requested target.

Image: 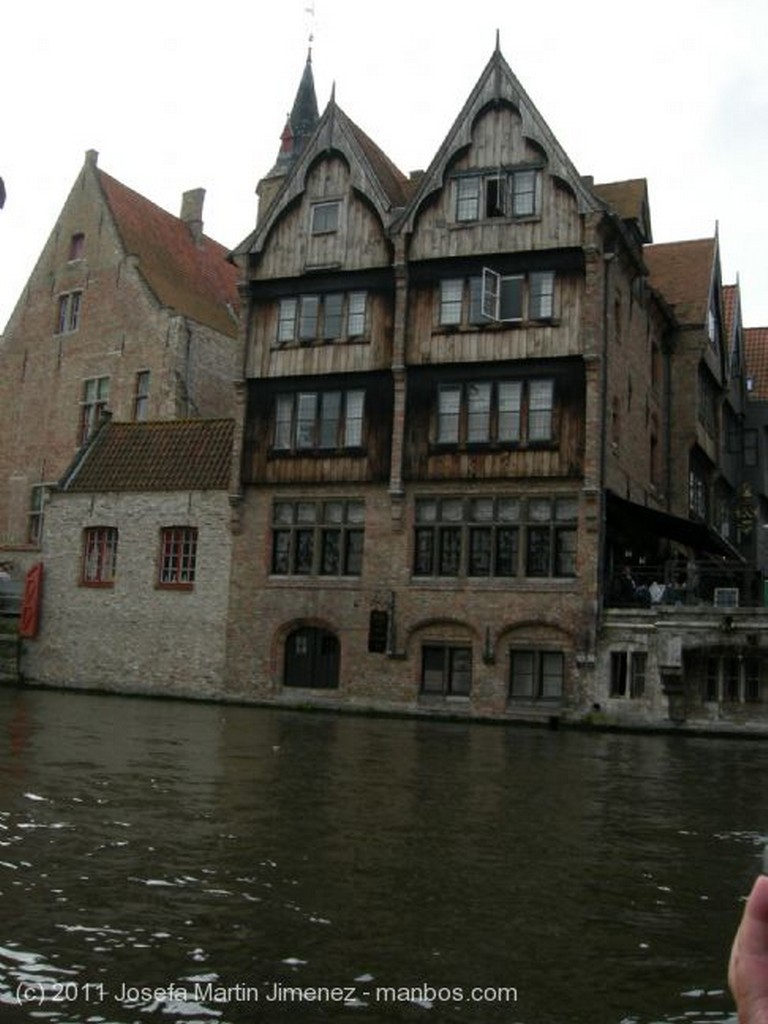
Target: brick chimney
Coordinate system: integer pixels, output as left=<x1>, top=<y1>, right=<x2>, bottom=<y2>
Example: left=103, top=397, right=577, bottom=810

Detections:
left=180, top=188, right=205, bottom=245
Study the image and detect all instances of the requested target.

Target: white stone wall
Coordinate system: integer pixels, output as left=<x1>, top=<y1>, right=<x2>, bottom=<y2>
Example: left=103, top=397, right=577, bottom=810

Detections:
left=23, top=489, right=232, bottom=698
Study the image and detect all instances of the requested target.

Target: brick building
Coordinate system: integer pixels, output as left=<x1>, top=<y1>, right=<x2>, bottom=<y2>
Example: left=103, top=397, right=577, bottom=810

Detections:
left=0, top=150, right=240, bottom=570
left=8, top=44, right=768, bottom=731
left=22, top=418, right=236, bottom=695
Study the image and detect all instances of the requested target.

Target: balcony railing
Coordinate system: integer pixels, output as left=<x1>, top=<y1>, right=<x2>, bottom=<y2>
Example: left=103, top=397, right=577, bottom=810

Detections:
left=605, top=561, right=765, bottom=610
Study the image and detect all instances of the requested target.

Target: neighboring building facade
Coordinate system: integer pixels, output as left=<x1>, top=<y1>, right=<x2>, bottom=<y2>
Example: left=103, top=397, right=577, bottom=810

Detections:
left=0, top=149, right=239, bottom=566
left=22, top=418, right=236, bottom=696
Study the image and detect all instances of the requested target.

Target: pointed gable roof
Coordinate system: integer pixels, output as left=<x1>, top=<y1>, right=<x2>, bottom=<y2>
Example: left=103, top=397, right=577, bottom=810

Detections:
left=643, top=237, right=718, bottom=326
left=61, top=418, right=235, bottom=493
left=234, top=95, right=411, bottom=259
left=396, top=42, right=601, bottom=234
left=97, top=164, right=239, bottom=337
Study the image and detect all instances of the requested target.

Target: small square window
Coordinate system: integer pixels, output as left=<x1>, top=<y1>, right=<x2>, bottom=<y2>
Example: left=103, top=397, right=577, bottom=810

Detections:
left=311, top=202, right=340, bottom=234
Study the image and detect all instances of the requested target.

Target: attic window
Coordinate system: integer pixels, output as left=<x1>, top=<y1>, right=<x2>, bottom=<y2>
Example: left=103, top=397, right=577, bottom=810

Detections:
left=455, top=169, right=540, bottom=223
left=68, top=233, right=85, bottom=261
left=311, top=201, right=340, bottom=235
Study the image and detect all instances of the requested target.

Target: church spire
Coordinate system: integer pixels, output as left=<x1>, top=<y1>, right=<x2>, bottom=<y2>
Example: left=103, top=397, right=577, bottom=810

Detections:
left=256, top=49, right=321, bottom=223
left=269, top=49, right=319, bottom=177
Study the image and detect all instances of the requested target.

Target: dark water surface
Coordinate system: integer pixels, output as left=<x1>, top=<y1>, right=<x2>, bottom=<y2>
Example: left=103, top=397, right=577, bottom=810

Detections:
left=0, top=688, right=765, bottom=1023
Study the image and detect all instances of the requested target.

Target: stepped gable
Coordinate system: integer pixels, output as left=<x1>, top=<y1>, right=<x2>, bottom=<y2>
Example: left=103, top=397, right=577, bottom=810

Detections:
left=98, top=171, right=240, bottom=337
left=644, top=237, right=717, bottom=326
left=62, top=419, right=235, bottom=493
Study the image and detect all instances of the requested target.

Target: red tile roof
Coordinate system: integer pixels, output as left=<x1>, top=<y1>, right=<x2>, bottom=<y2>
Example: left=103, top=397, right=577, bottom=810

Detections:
left=593, top=179, right=651, bottom=241
left=644, top=238, right=716, bottom=325
left=98, top=171, right=240, bottom=337
left=63, top=418, right=235, bottom=492
left=745, top=327, right=768, bottom=401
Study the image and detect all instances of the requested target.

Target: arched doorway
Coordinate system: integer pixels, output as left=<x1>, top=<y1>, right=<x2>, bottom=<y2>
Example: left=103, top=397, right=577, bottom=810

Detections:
left=284, top=627, right=340, bottom=690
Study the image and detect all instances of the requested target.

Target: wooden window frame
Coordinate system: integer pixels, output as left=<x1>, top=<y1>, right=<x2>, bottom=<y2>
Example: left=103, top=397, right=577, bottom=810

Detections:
left=158, top=526, right=198, bottom=590
left=272, top=388, right=365, bottom=453
left=81, top=526, right=118, bottom=587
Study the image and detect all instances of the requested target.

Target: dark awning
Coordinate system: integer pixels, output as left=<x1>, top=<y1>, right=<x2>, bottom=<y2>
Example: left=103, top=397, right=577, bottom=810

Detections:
left=606, top=491, right=742, bottom=560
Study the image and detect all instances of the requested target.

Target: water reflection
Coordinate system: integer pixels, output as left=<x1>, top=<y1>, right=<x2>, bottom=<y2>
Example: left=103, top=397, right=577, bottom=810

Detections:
left=0, top=688, right=765, bottom=1023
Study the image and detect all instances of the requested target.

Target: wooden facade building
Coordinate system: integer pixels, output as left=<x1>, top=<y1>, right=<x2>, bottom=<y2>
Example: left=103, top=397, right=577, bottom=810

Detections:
left=225, top=42, right=700, bottom=722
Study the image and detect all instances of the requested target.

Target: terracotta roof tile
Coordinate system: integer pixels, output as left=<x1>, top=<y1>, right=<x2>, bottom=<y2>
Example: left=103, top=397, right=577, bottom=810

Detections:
left=644, top=238, right=716, bottom=325
left=63, top=419, right=235, bottom=492
left=593, top=179, right=651, bottom=241
left=745, top=327, right=768, bottom=401
left=98, top=171, right=240, bottom=337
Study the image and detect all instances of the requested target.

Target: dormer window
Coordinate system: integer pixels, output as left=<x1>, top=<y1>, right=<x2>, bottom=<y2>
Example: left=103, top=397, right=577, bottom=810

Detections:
left=68, top=233, right=85, bottom=261
left=455, top=169, right=540, bottom=223
left=311, top=201, right=340, bottom=235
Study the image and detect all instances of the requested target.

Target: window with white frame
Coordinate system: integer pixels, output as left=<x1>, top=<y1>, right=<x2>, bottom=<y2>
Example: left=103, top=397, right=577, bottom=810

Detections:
left=273, top=388, right=365, bottom=452
left=436, top=378, right=553, bottom=446
left=454, top=168, right=540, bottom=223
left=79, top=377, right=109, bottom=444
left=413, top=495, right=577, bottom=579
left=438, top=272, right=555, bottom=327
left=481, top=269, right=556, bottom=323
left=276, top=291, right=368, bottom=345
left=271, top=499, right=364, bottom=576
left=509, top=649, right=564, bottom=700
left=82, top=527, right=118, bottom=586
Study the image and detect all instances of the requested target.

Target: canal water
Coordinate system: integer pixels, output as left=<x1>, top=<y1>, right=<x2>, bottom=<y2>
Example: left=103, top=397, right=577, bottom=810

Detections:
left=0, top=688, right=765, bottom=1024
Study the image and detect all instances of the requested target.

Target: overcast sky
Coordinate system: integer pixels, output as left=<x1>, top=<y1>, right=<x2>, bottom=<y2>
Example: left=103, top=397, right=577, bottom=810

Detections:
left=2, top=0, right=767, bottom=331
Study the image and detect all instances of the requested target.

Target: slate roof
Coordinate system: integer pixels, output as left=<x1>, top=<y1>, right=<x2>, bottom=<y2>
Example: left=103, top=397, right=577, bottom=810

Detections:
left=745, top=328, right=768, bottom=401
left=62, top=418, right=235, bottom=493
left=644, top=238, right=716, bottom=325
left=98, top=171, right=240, bottom=337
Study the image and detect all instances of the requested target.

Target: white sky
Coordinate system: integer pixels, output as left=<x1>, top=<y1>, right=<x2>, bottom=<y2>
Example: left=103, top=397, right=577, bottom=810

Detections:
left=2, top=0, right=767, bottom=330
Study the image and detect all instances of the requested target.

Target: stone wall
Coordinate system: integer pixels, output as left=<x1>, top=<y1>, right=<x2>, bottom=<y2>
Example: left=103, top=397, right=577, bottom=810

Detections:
left=23, top=489, right=232, bottom=697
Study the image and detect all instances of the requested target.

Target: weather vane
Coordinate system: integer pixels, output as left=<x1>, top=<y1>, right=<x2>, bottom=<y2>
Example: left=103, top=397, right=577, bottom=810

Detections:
left=304, top=1, right=315, bottom=46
